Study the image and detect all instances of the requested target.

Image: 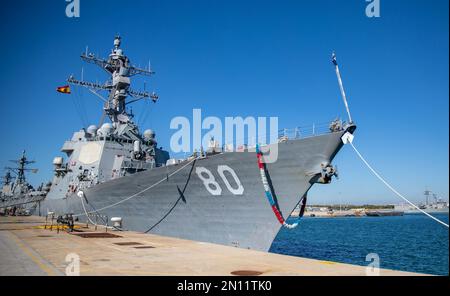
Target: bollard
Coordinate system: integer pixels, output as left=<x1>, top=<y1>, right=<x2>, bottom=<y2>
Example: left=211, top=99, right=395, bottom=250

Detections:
left=111, top=217, right=123, bottom=230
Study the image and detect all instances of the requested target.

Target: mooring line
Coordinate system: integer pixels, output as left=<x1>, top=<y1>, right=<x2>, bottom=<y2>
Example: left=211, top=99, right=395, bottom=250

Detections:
left=144, top=158, right=197, bottom=233
left=349, top=141, right=449, bottom=228
left=80, top=195, right=100, bottom=226
left=79, top=193, right=122, bottom=231
left=74, top=158, right=197, bottom=217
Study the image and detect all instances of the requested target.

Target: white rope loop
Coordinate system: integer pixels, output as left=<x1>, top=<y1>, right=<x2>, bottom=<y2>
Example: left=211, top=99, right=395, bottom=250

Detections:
left=79, top=193, right=99, bottom=226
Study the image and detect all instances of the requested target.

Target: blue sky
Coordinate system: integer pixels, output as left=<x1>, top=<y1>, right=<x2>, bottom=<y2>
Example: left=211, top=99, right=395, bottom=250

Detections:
left=0, top=0, right=448, bottom=205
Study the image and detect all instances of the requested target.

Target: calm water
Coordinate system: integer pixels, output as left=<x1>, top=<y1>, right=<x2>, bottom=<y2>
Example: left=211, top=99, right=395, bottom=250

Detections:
left=270, top=213, right=449, bottom=275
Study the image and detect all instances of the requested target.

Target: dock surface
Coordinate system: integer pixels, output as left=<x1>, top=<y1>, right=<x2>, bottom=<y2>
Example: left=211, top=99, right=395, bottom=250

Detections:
left=0, top=215, right=422, bottom=276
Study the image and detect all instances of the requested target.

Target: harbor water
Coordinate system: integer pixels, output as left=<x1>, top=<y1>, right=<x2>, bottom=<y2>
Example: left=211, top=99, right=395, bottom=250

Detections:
left=270, top=213, right=449, bottom=275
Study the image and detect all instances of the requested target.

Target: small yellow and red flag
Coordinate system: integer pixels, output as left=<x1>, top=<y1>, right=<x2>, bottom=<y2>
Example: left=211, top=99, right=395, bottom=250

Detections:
left=56, top=85, right=71, bottom=94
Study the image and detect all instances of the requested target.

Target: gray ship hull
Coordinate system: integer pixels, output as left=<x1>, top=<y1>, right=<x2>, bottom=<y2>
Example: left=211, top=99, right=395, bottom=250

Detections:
left=41, top=129, right=350, bottom=251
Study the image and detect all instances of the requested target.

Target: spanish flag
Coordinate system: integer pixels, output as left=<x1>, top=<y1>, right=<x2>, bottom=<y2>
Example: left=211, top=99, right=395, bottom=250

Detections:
left=56, top=85, right=71, bottom=94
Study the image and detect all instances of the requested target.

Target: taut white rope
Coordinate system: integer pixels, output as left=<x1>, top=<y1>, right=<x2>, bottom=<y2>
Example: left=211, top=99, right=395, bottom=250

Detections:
left=74, top=158, right=196, bottom=217
left=79, top=194, right=99, bottom=226
left=350, top=141, right=449, bottom=228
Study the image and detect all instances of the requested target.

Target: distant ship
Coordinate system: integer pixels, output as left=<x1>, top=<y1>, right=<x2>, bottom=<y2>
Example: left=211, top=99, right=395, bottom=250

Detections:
left=365, top=210, right=404, bottom=217
left=1, top=36, right=356, bottom=252
left=0, top=151, right=49, bottom=215
left=394, top=189, right=449, bottom=214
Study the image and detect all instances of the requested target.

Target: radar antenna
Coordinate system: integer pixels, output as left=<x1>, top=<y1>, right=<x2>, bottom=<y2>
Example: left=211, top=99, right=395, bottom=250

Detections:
left=66, top=36, right=159, bottom=125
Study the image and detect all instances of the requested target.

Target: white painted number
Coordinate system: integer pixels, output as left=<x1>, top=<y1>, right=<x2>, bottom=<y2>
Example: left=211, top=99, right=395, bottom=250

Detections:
left=196, top=166, right=244, bottom=196
left=217, top=165, right=244, bottom=195
left=196, top=167, right=222, bottom=196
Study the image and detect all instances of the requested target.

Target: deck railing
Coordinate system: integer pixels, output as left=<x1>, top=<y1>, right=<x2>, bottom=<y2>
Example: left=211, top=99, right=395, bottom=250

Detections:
left=169, top=119, right=346, bottom=159
left=277, top=120, right=343, bottom=141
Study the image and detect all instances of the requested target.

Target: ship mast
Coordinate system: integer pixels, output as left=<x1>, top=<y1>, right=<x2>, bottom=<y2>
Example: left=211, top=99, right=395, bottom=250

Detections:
left=424, top=189, right=432, bottom=206
left=67, top=36, right=158, bottom=126
left=5, top=150, right=38, bottom=191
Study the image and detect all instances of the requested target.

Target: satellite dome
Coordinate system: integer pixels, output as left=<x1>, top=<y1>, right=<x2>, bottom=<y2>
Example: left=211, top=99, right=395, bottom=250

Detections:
left=101, top=123, right=112, bottom=129
left=143, top=129, right=155, bottom=140
left=87, top=125, right=98, bottom=135
left=52, top=157, right=64, bottom=166
left=98, top=123, right=113, bottom=136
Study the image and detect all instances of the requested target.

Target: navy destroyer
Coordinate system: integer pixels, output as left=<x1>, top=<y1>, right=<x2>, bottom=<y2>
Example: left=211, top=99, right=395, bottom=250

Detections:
left=0, top=151, right=49, bottom=215
left=1, top=37, right=356, bottom=251
left=395, top=189, right=449, bottom=214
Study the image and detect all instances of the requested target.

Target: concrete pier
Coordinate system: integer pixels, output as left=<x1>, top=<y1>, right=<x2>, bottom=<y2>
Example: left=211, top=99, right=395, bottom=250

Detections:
left=0, top=216, right=422, bottom=276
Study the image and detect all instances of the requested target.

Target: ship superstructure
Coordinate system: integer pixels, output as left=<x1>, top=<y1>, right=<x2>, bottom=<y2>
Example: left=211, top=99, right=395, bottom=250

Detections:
left=46, top=36, right=169, bottom=200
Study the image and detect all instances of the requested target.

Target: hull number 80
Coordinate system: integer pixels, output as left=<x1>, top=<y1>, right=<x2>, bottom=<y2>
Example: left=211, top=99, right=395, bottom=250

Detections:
left=195, top=165, right=244, bottom=196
